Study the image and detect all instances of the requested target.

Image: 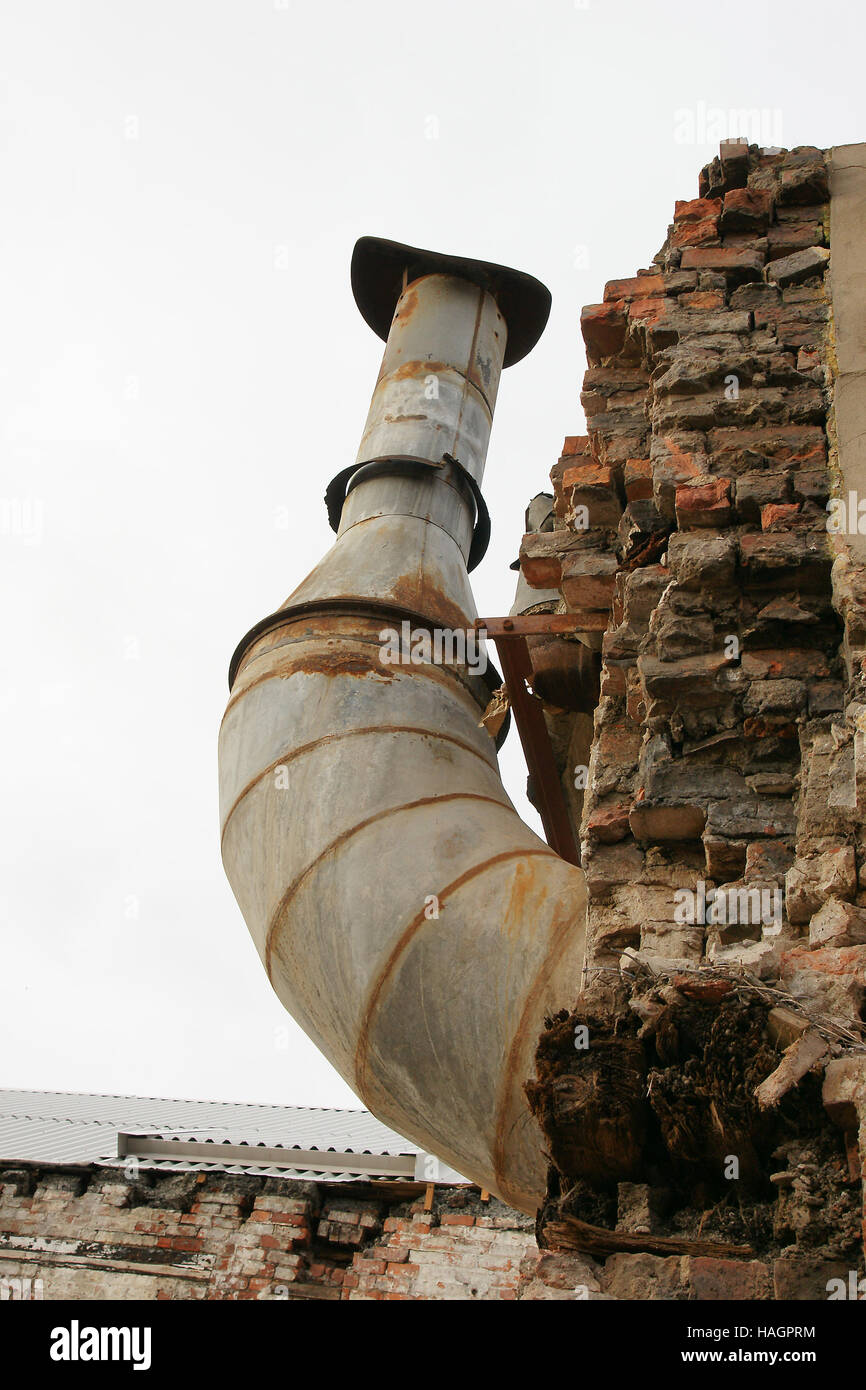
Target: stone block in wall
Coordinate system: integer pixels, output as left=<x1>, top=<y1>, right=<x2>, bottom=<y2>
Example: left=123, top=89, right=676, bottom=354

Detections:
left=686, top=1256, right=773, bottom=1301
left=629, top=801, right=706, bottom=842
left=808, top=682, right=845, bottom=717
left=743, top=679, right=807, bottom=717
left=709, top=423, right=827, bottom=471
left=777, top=159, right=829, bottom=207
left=822, top=1056, right=866, bottom=1130
left=640, top=921, right=704, bottom=961
left=766, top=246, right=830, bottom=287
left=582, top=839, right=645, bottom=900
left=518, top=528, right=596, bottom=588
left=745, top=838, right=795, bottom=880
left=785, top=847, right=857, bottom=923
left=562, top=462, right=623, bottom=530
left=809, top=899, right=866, bottom=948
left=705, top=796, right=797, bottom=840
left=650, top=606, right=715, bottom=659
left=601, top=1252, right=687, bottom=1301
left=670, top=220, right=719, bottom=250
left=585, top=801, right=632, bottom=844
left=680, top=247, right=764, bottom=282
left=767, top=222, right=826, bottom=261
left=773, top=1255, right=850, bottom=1301
left=720, top=186, right=774, bottom=233
left=704, top=837, right=749, bottom=881
left=560, top=551, right=618, bottom=610
left=739, top=532, right=832, bottom=592
left=517, top=1251, right=603, bottom=1301
left=666, top=532, right=736, bottom=590
left=638, top=651, right=740, bottom=710
left=742, top=648, right=829, bottom=681
left=780, top=944, right=866, bottom=1021
left=797, top=730, right=857, bottom=849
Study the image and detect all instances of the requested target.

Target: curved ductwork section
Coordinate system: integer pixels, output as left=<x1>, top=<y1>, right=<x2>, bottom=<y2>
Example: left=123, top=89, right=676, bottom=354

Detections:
left=219, top=239, right=587, bottom=1213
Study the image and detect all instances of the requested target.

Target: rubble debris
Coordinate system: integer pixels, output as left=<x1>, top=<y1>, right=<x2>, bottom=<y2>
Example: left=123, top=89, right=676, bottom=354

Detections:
left=754, top=1029, right=829, bottom=1109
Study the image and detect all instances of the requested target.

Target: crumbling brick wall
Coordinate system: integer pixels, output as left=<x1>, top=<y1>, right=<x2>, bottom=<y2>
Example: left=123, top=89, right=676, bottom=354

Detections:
left=518, top=139, right=866, bottom=1299
left=0, top=1163, right=594, bottom=1301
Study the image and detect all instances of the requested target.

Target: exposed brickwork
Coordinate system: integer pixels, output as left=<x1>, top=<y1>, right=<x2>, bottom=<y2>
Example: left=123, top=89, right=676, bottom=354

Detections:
left=517, top=140, right=866, bottom=1298
left=0, top=1165, right=582, bottom=1301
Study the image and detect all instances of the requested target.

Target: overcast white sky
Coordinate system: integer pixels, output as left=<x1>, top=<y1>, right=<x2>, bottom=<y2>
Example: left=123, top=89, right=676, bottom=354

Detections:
left=2, top=0, right=864, bottom=1113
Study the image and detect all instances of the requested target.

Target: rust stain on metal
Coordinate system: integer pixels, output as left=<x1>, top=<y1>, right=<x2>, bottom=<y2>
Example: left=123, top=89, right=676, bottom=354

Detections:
left=387, top=574, right=473, bottom=633
left=282, top=650, right=394, bottom=681
left=396, top=284, right=419, bottom=322
left=222, top=638, right=489, bottom=726
left=221, top=724, right=500, bottom=851
left=389, top=359, right=449, bottom=382
left=352, top=848, right=559, bottom=1104
left=264, top=794, right=518, bottom=981
left=492, top=895, right=582, bottom=1203
left=500, top=858, right=537, bottom=940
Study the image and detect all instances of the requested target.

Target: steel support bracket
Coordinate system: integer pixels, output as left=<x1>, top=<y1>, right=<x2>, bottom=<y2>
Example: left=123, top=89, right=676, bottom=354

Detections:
left=475, top=614, right=583, bottom=867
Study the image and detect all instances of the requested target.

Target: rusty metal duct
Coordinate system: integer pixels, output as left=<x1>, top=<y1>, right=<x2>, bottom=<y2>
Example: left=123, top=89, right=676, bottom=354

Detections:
left=219, top=237, right=587, bottom=1213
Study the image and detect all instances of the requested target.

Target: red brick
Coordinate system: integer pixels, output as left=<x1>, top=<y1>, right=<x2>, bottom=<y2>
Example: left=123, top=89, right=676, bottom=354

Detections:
left=671, top=220, right=719, bottom=248
left=586, top=804, right=631, bottom=844
left=675, top=476, right=732, bottom=528
left=562, top=461, right=615, bottom=492
left=742, top=648, right=828, bottom=680
left=440, top=1213, right=475, bottom=1226
left=679, top=290, right=725, bottom=309
left=680, top=247, right=763, bottom=278
left=604, top=273, right=664, bottom=301
left=624, top=458, right=653, bottom=500
left=761, top=501, right=801, bottom=530
left=709, top=424, right=826, bottom=464
left=627, top=296, right=669, bottom=324
left=673, top=196, right=723, bottom=223
left=561, top=435, right=589, bottom=457
left=581, top=301, right=627, bottom=358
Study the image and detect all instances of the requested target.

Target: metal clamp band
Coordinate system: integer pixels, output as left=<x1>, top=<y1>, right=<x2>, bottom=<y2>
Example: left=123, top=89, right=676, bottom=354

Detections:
left=324, top=453, right=491, bottom=572
left=227, top=596, right=511, bottom=750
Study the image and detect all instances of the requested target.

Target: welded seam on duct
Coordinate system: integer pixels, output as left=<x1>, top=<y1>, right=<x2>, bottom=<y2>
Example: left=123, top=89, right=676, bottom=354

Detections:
left=352, top=846, right=559, bottom=1099
left=221, top=728, right=504, bottom=850
left=450, top=291, right=487, bottom=463
left=263, top=792, right=524, bottom=979
left=339, top=509, right=474, bottom=555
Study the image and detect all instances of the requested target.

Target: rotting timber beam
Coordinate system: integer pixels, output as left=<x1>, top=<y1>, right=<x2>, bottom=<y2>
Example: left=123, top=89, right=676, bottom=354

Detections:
left=475, top=615, right=583, bottom=867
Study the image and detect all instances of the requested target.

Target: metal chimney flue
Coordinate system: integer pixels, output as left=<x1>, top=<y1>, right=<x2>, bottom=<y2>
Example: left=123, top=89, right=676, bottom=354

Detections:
left=219, top=239, right=585, bottom=1214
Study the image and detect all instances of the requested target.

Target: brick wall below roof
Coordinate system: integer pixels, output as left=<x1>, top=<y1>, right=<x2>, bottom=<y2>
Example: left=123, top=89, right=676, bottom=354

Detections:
left=6, top=1161, right=854, bottom=1300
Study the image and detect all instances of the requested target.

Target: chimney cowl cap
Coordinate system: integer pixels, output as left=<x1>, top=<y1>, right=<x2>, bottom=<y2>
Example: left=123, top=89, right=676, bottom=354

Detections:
left=351, top=235, right=551, bottom=367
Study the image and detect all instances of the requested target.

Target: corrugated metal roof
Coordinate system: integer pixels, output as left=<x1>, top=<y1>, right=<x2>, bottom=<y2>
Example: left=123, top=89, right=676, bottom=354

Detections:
left=0, top=1088, right=419, bottom=1180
